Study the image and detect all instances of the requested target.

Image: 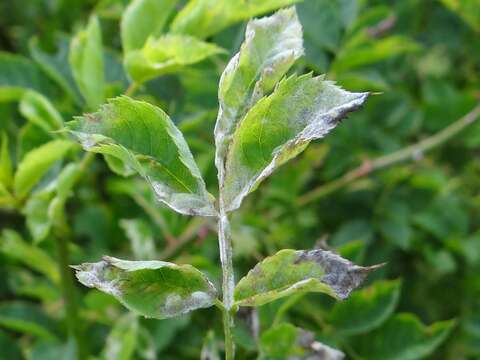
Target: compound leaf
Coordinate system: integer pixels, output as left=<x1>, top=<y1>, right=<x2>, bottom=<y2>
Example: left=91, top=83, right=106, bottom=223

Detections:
left=352, top=313, right=455, bottom=360
left=70, top=15, right=105, bottom=110
left=125, top=34, right=225, bottom=84
left=121, top=0, right=178, bottom=53
left=327, top=279, right=401, bottom=336
left=72, top=256, right=217, bottom=319
left=66, top=96, right=216, bottom=216
left=234, top=249, right=381, bottom=307
left=214, top=7, right=303, bottom=190
left=222, top=74, right=368, bottom=211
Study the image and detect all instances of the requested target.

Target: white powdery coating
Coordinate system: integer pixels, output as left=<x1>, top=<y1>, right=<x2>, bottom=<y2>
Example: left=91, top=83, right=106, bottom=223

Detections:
left=296, top=249, right=381, bottom=300
left=161, top=291, right=214, bottom=318
left=214, top=7, right=304, bottom=187
left=225, top=86, right=368, bottom=212
left=73, top=261, right=122, bottom=297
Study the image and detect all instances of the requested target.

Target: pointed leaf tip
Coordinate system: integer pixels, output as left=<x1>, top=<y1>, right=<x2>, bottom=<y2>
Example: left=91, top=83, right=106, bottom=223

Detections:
left=234, top=249, right=381, bottom=307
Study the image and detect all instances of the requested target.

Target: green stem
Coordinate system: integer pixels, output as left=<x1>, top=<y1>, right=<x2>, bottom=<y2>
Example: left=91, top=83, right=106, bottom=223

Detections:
left=125, top=82, right=140, bottom=97
left=218, top=205, right=235, bottom=359
left=297, top=104, right=480, bottom=206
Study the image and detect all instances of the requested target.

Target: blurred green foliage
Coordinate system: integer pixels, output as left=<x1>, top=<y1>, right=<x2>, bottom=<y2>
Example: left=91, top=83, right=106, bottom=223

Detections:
left=0, top=0, right=479, bottom=359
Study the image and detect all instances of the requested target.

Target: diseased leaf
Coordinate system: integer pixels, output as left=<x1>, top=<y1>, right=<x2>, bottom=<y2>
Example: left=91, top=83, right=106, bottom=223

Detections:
left=121, top=0, right=178, bottom=52
left=125, top=34, right=225, bottom=84
left=66, top=96, right=216, bottom=216
left=214, top=7, right=304, bottom=193
left=234, top=249, right=381, bottom=307
left=72, top=256, right=217, bottom=319
left=352, top=313, right=455, bottom=360
left=119, top=218, right=156, bottom=260
left=19, top=90, right=63, bottom=132
left=171, top=0, right=301, bottom=38
left=222, top=74, right=368, bottom=211
left=260, top=323, right=345, bottom=360
left=327, top=279, right=401, bottom=336
left=0, top=302, right=58, bottom=340
left=69, top=16, right=105, bottom=109
left=102, top=314, right=138, bottom=360
left=13, top=139, right=73, bottom=198
left=0, top=52, right=48, bottom=101
left=0, top=229, right=60, bottom=284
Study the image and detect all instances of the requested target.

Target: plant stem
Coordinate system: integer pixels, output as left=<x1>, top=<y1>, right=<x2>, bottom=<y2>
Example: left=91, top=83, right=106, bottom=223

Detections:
left=218, top=206, right=235, bottom=359
left=297, top=104, right=480, bottom=206
left=125, top=82, right=140, bottom=97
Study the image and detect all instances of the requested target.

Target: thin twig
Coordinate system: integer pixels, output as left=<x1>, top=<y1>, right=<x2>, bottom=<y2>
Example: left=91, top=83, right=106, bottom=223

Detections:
left=297, top=104, right=480, bottom=206
left=125, top=82, right=140, bottom=97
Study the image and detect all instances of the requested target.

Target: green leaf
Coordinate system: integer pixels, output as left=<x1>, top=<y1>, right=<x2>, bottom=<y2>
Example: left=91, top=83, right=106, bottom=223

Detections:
left=13, top=139, right=73, bottom=198
left=171, top=0, right=301, bottom=38
left=124, top=34, right=225, bottom=84
left=214, top=7, right=304, bottom=194
left=234, top=249, right=381, bottom=307
left=120, top=218, right=156, bottom=260
left=201, top=330, right=221, bottom=360
left=66, top=96, right=216, bottom=216
left=69, top=16, right=105, bottom=109
left=121, top=0, right=178, bottom=52
left=0, top=302, right=57, bottom=340
left=19, top=90, right=63, bottom=132
left=222, top=73, right=368, bottom=211
left=0, top=132, right=13, bottom=189
left=102, top=314, right=138, bottom=360
left=441, top=0, right=480, bottom=32
left=332, top=35, right=419, bottom=73
left=260, top=323, right=345, bottom=359
left=0, top=330, right=22, bottom=359
left=327, top=279, right=401, bottom=336
left=29, top=36, right=82, bottom=104
left=30, top=339, right=77, bottom=360
left=352, top=313, right=455, bottom=360
left=24, top=163, right=81, bottom=243
left=0, top=229, right=60, bottom=284
left=72, top=256, right=217, bottom=319
left=0, top=52, right=47, bottom=101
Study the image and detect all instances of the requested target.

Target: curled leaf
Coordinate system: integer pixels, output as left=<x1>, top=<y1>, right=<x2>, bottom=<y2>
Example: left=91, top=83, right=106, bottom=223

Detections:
left=234, top=249, right=382, bottom=307
left=72, top=256, right=217, bottom=319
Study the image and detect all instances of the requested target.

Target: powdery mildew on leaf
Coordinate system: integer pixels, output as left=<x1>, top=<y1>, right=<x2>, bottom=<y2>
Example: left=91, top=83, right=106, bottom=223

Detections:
left=214, top=7, right=304, bottom=202
left=66, top=96, right=216, bottom=217
left=72, top=256, right=217, bottom=319
left=234, top=249, right=382, bottom=307
left=222, top=74, right=369, bottom=211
